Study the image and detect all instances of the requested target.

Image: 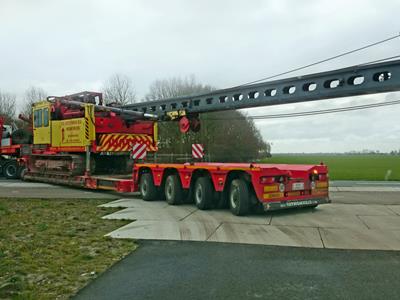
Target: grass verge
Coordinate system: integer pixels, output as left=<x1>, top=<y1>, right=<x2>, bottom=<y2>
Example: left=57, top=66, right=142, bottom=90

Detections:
left=263, top=154, right=400, bottom=181
left=0, top=198, right=135, bottom=299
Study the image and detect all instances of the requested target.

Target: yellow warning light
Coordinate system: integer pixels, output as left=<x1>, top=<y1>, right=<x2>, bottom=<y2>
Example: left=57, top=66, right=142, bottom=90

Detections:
left=313, top=169, right=318, bottom=174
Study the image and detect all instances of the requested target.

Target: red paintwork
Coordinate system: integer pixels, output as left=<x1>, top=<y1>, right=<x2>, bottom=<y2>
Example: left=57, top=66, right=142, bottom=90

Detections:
left=1, top=92, right=329, bottom=209
left=95, top=117, right=154, bottom=134
left=0, top=144, right=22, bottom=155
left=40, top=100, right=155, bottom=154
left=133, top=162, right=329, bottom=204
left=0, top=117, right=4, bottom=142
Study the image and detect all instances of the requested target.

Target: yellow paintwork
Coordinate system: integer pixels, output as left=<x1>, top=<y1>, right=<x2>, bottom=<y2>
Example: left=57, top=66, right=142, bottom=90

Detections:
left=33, top=102, right=96, bottom=147
left=263, top=192, right=284, bottom=199
left=312, top=190, right=328, bottom=195
left=166, top=110, right=186, bottom=120
left=84, top=104, right=96, bottom=142
left=51, top=118, right=88, bottom=147
left=316, top=181, right=328, bottom=188
left=287, top=191, right=301, bottom=197
left=153, top=122, right=158, bottom=145
left=263, top=185, right=278, bottom=192
left=33, top=101, right=51, bottom=144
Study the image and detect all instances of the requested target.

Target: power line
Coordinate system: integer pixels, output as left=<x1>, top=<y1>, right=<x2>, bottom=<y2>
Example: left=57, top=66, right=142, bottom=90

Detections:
left=205, top=99, right=400, bottom=120
left=233, top=33, right=400, bottom=88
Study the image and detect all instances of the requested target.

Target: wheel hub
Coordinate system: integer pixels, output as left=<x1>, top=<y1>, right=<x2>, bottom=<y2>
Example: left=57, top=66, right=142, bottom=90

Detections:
left=230, top=187, right=239, bottom=209
left=195, top=186, right=202, bottom=204
left=141, top=181, right=147, bottom=195
left=166, top=182, right=173, bottom=198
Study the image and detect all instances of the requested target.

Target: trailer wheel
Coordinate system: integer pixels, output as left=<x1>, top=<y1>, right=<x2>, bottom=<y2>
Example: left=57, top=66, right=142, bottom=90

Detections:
left=194, top=177, right=213, bottom=210
left=4, top=161, right=18, bottom=179
left=18, top=167, right=28, bottom=180
left=140, top=173, right=159, bottom=201
left=229, top=179, right=249, bottom=216
left=214, top=189, right=229, bottom=209
left=165, top=174, right=183, bottom=205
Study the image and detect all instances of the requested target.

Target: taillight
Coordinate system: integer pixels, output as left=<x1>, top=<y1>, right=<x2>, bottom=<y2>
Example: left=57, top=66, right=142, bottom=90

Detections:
left=260, top=176, right=286, bottom=184
left=319, top=174, right=327, bottom=181
left=260, top=176, right=275, bottom=184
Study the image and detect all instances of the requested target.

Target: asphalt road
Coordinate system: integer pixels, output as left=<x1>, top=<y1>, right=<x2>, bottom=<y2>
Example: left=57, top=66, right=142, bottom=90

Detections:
left=74, top=240, right=400, bottom=300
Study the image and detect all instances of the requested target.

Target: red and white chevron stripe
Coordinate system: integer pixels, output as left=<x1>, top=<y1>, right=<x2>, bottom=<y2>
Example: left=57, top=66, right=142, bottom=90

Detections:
left=192, top=144, right=204, bottom=159
left=131, top=143, right=147, bottom=160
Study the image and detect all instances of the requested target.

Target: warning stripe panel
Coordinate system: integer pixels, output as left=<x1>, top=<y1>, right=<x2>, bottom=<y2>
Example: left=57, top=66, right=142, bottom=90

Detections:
left=192, top=144, right=204, bottom=159
left=97, top=134, right=156, bottom=152
left=132, top=143, right=147, bottom=159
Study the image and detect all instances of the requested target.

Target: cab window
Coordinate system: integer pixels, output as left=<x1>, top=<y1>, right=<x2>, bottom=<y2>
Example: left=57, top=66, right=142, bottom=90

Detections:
left=34, top=109, right=43, bottom=128
left=43, top=108, right=49, bottom=127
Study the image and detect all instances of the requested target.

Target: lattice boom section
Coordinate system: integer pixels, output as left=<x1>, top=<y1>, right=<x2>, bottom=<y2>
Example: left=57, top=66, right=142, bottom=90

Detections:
left=96, top=134, right=157, bottom=152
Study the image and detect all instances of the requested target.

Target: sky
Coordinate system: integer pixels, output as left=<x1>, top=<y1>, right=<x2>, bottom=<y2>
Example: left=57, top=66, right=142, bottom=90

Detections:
left=0, top=0, right=400, bottom=153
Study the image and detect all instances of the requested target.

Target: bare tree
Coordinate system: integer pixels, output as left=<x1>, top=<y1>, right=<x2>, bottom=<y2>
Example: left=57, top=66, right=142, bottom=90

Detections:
left=0, top=90, right=16, bottom=124
left=21, top=86, right=47, bottom=116
left=103, top=74, right=136, bottom=105
left=145, top=75, right=213, bottom=100
left=146, top=76, right=270, bottom=161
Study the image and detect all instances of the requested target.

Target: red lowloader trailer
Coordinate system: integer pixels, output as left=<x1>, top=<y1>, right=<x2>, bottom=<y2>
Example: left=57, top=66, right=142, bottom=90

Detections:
left=19, top=59, right=400, bottom=215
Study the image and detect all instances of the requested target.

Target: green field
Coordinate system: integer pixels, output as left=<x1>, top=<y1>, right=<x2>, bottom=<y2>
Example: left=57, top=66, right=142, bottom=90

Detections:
left=263, top=155, right=400, bottom=181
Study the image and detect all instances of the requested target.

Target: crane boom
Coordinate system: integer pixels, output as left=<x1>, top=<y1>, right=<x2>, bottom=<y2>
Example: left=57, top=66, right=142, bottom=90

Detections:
left=123, top=59, right=400, bottom=119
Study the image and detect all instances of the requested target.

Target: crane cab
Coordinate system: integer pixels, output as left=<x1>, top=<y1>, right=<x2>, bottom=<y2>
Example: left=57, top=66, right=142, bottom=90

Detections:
left=32, top=101, right=51, bottom=145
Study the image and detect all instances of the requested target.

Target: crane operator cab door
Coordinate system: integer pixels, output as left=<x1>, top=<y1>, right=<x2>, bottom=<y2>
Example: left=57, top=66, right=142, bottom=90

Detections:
left=33, top=101, right=51, bottom=145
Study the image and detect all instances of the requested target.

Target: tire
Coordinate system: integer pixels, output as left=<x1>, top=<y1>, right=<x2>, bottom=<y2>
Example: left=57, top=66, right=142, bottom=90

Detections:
left=229, top=179, right=250, bottom=216
left=164, top=174, right=183, bottom=205
left=194, top=177, right=213, bottom=210
left=4, top=161, right=18, bottom=179
left=139, top=173, right=158, bottom=201
left=18, top=166, right=28, bottom=180
left=214, top=187, right=229, bottom=209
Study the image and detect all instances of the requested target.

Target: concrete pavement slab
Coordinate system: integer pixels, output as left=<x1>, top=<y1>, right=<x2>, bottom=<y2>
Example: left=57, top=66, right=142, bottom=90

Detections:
left=184, top=209, right=271, bottom=225
left=320, top=228, right=400, bottom=250
left=101, top=197, right=400, bottom=250
left=270, top=209, right=368, bottom=229
left=358, top=215, right=400, bottom=230
left=314, top=203, right=396, bottom=216
left=106, top=220, right=219, bottom=241
left=102, top=205, right=196, bottom=221
left=99, top=198, right=167, bottom=209
left=208, top=223, right=323, bottom=248
left=388, top=205, right=400, bottom=216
